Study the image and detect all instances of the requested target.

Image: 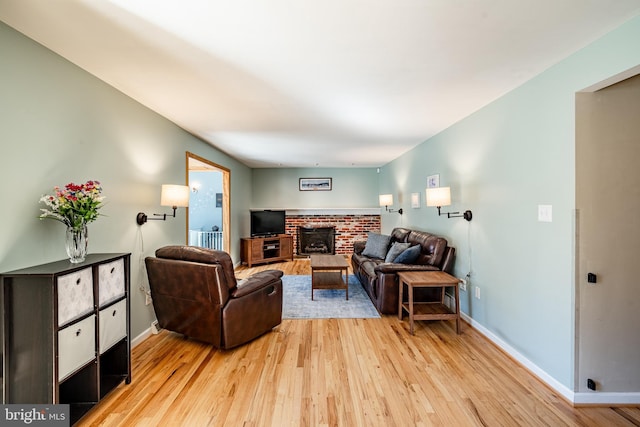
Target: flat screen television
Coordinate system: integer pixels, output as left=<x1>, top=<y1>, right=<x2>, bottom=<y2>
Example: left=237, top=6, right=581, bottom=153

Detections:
left=250, top=210, right=286, bottom=237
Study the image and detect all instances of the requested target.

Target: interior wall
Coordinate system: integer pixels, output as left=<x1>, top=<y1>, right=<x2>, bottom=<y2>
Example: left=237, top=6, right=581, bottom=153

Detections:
left=251, top=167, right=379, bottom=209
left=378, top=15, right=640, bottom=394
left=0, top=22, right=252, bottom=340
left=576, top=74, right=640, bottom=393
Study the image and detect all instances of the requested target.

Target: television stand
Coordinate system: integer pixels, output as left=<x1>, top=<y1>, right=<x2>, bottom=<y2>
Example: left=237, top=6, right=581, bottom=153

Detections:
left=241, top=234, right=293, bottom=267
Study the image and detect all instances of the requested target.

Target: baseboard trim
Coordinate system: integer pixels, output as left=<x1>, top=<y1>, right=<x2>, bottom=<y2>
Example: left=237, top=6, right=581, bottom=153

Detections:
left=573, top=392, right=640, bottom=406
left=131, top=326, right=153, bottom=349
left=461, top=313, right=640, bottom=405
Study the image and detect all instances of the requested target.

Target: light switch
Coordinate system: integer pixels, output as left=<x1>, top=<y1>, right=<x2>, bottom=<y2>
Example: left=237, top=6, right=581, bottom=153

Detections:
left=538, top=205, right=552, bottom=222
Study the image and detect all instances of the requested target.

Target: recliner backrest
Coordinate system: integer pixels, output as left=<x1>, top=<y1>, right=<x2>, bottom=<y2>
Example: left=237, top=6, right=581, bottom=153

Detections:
left=145, top=257, right=229, bottom=306
left=156, top=245, right=237, bottom=288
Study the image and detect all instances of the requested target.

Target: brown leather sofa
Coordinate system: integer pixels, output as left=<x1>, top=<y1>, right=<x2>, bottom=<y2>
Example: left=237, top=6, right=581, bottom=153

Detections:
left=145, top=245, right=283, bottom=349
left=351, top=227, right=455, bottom=314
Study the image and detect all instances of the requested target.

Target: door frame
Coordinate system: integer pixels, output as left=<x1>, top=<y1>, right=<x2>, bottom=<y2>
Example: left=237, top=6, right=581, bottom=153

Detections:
left=186, top=151, right=231, bottom=252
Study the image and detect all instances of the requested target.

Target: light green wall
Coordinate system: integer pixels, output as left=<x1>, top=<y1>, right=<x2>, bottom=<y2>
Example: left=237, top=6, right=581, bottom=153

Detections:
left=380, top=16, right=640, bottom=390
left=251, top=167, right=379, bottom=209
left=0, top=22, right=252, bottom=340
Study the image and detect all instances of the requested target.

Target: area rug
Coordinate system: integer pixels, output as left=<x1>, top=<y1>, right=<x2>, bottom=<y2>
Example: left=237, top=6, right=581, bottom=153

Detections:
left=281, top=275, right=380, bottom=319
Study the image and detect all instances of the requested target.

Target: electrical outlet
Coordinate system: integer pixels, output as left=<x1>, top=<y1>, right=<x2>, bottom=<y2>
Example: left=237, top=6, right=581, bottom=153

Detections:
left=151, top=320, right=161, bottom=335
left=145, top=293, right=152, bottom=306
left=474, top=286, right=481, bottom=299
left=460, top=273, right=470, bottom=292
left=587, top=378, right=596, bottom=391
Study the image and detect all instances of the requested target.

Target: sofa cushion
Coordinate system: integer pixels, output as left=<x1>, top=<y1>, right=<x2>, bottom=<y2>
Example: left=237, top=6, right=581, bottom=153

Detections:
left=361, top=232, right=391, bottom=259
left=385, top=242, right=411, bottom=262
left=394, top=244, right=422, bottom=264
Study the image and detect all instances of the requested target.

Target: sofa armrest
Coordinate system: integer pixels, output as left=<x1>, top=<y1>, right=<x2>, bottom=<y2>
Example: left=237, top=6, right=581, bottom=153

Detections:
left=353, top=240, right=366, bottom=254
left=374, top=263, right=440, bottom=274
left=440, top=246, right=456, bottom=273
left=232, top=270, right=283, bottom=298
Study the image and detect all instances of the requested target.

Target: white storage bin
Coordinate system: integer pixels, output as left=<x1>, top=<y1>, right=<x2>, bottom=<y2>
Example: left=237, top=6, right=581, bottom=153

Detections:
left=58, top=315, right=96, bottom=381
left=98, top=258, right=125, bottom=307
left=99, top=299, right=127, bottom=353
left=57, top=267, right=94, bottom=326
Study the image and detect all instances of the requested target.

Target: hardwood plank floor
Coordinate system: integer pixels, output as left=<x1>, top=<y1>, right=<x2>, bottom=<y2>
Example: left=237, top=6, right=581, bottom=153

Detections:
left=79, top=258, right=640, bottom=426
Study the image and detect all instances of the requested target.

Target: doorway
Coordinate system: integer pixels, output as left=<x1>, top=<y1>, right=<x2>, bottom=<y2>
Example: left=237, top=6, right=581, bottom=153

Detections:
left=575, top=73, right=640, bottom=394
left=186, top=152, right=230, bottom=253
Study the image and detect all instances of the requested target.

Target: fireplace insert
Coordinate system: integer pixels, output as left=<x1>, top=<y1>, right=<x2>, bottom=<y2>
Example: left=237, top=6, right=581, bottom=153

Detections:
left=297, top=225, right=336, bottom=255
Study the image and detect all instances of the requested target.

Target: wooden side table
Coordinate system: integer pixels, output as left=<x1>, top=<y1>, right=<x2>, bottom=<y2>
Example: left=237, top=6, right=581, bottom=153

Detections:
left=398, top=271, right=461, bottom=335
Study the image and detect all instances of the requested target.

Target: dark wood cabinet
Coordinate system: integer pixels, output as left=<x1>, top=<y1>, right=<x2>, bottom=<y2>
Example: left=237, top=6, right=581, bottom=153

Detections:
left=1, top=253, right=131, bottom=425
left=241, top=235, right=293, bottom=267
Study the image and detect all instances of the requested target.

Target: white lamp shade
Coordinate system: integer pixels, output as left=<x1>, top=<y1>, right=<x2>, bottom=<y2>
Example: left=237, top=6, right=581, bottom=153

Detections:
left=160, top=184, right=190, bottom=208
left=379, top=194, right=393, bottom=206
left=426, top=187, right=451, bottom=207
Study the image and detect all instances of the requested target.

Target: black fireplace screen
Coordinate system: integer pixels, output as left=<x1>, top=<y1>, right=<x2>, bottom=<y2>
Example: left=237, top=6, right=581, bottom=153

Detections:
left=297, top=225, right=336, bottom=255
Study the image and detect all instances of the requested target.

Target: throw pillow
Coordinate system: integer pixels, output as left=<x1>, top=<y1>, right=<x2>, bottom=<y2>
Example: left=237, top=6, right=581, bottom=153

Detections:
left=384, top=242, right=411, bottom=263
left=394, top=244, right=422, bottom=264
left=361, top=232, right=391, bottom=259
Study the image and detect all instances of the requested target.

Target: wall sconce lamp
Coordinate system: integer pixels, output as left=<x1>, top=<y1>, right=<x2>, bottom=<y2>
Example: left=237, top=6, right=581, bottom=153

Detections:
left=379, top=194, right=403, bottom=215
left=425, top=187, right=472, bottom=221
left=136, top=184, right=190, bottom=225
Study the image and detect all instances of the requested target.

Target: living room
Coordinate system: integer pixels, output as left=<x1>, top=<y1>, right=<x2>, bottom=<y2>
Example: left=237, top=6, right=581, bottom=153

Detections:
left=1, top=2, right=640, bottom=425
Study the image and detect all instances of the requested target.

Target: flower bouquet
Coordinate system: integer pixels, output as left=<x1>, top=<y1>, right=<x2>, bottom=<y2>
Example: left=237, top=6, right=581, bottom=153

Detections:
left=39, top=180, right=104, bottom=262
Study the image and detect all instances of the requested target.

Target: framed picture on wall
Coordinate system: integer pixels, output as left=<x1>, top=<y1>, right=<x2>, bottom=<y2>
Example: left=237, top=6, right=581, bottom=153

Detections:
left=299, top=177, right=332, bottom=191
left=427, top=174, right=440, bottom=188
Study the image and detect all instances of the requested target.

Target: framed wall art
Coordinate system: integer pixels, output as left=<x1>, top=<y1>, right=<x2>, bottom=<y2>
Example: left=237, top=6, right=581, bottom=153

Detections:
left=299, top=177, right=332, bottom=191
left=427, top=174, right=440, bottom=188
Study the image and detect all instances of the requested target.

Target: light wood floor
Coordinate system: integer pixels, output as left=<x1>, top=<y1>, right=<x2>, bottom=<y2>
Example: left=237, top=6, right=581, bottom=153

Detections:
left=80, top=258, right=640, bottom=426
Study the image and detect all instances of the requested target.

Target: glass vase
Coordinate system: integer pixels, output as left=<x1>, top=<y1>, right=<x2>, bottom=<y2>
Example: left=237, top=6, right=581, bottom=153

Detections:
left=66, top=224, right=88, bottom=263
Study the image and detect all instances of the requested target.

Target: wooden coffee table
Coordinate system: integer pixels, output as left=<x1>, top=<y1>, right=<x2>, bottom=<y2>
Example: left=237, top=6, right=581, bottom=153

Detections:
left=398, top=271, right=461, bottom=335
left=310, top=254, right=349, bottom=300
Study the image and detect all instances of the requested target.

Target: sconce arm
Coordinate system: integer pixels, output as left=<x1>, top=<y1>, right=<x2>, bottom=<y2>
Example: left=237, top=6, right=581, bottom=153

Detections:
left=135, top=207, right=178, bottom=225
left=436, top=206, right=472, bottom=221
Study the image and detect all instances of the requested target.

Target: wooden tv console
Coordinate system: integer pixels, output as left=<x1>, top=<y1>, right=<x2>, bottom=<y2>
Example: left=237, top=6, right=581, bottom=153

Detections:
left=241, top=234, right=293, bottom=267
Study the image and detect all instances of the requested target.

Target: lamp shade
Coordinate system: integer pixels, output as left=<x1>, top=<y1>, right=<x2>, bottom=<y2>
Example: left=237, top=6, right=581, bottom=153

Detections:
left=426, top=187, right=451, bottom=207
left=379, top=194, right=393, bottom=207
left=160, top=184, right=190, bottom=208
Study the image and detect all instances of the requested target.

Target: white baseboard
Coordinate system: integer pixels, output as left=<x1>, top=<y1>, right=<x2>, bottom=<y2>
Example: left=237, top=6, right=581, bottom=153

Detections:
left=131, top=326, right=153, bottom=349
left=461, top=312, right=640, bottom=405
left=573, top=392, right=640, bottom=405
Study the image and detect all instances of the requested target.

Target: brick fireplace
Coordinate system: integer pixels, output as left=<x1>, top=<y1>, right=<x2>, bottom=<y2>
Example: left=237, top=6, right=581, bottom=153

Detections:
left=284, top=210, right=381, bottom=255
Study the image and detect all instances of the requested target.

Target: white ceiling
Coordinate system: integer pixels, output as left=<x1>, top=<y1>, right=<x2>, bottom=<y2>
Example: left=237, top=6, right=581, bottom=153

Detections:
left=2, top=1, right=639, bottom=168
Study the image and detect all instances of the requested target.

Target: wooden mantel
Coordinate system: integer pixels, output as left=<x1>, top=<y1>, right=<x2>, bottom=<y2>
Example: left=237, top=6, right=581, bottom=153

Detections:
left=285, top=208, right=381, bottom=216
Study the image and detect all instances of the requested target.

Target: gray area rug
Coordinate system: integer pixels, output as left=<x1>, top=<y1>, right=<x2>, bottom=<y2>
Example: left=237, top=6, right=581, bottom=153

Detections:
left=282, top=275, right=380, bottom=319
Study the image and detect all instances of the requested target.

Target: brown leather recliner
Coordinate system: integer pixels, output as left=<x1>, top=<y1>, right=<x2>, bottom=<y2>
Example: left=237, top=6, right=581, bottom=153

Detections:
left=145, top=245, right=283, bottom=349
